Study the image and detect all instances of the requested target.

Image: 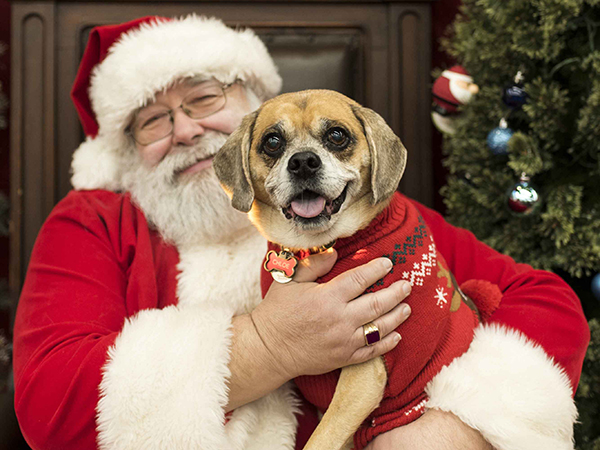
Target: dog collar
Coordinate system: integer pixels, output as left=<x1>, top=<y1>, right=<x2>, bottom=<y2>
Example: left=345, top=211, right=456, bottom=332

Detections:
left=264, top=241, right=336, bottom=284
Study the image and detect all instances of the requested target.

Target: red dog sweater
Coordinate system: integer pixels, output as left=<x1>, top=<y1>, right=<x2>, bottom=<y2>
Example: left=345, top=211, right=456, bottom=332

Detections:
left=261, top=192, right=502, bottom=449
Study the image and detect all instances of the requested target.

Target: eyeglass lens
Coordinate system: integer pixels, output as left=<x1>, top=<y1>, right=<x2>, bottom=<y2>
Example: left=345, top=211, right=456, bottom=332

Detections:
left=131, top=80, right=228, bottom=145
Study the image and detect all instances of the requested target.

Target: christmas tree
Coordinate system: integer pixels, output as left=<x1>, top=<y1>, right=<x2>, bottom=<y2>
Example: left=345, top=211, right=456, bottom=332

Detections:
left=437, top=1, right=600, bottom=448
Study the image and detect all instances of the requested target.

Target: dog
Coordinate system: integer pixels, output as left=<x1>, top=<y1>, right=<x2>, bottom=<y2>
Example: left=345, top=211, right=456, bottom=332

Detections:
left=214, top=90, right=501, bottom=450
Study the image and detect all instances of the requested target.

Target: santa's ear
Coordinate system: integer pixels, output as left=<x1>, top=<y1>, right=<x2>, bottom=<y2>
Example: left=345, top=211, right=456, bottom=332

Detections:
left=214, top=110, right=258, bottom=212
left=351, top=105, right=407, bottom=204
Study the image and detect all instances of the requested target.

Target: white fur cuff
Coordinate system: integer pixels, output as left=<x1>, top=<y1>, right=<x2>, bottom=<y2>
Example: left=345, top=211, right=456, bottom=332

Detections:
left=425, top=324, right=577, bottom=450
left=96, top=305, right=234, bottom=449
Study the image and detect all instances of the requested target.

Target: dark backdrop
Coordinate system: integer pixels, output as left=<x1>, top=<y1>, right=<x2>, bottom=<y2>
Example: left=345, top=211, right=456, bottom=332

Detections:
left=1, top=0, right=10, bottom=282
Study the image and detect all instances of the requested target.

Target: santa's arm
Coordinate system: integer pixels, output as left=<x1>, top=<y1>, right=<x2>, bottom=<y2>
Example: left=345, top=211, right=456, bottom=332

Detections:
left=412, top=200, right=588, bottom=450
left=13, top=192, right=235, bottom=449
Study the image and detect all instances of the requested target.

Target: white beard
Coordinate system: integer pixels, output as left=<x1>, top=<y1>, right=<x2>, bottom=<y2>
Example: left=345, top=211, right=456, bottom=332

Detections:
left=122, top=131, right=252, bottom=247
left=449, top=78, right=474, bottom=105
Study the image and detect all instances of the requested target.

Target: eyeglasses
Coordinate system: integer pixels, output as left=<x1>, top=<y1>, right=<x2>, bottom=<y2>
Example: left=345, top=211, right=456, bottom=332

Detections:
left=127, top=80, right=237, bottom=146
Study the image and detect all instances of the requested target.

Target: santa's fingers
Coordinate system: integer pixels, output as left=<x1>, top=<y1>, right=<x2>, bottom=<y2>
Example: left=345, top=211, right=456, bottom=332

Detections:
left=281, top=248, right=338, bottom=284
left=346, top=280, right=411, bottom=328
left=347, top=300, right=411, bottom=365
left=348, top=329, right=402, bottom=365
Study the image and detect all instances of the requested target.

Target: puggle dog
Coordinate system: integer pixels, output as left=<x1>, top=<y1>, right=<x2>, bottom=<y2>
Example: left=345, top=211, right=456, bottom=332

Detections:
left=214, top=90, right=501, bottom=450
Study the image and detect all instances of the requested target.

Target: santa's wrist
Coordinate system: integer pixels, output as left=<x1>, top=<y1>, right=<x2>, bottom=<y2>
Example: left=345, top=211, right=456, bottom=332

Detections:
left=248, top=310, right=299, bottom=380
left=225, top=313, right=291, bottom=411
left=369, top=409, right=493, bottom=450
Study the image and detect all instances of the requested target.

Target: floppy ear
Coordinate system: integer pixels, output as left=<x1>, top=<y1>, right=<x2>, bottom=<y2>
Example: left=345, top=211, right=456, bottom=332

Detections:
left=213, top=110, right=258, bottom=213
left=352, top=105, right=407, bottom=204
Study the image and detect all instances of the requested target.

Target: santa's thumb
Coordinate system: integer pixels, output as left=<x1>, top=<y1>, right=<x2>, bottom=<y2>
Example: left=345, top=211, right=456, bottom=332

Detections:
left=292, top=248, right=338, bottom=283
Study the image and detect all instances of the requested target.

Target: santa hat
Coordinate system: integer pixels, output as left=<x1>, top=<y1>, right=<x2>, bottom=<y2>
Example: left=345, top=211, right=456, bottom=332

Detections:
left=70, top=15, right=282, bottom=191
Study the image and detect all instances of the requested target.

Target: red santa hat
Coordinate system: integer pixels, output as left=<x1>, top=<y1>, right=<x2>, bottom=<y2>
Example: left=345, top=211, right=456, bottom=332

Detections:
left=70, top=15, right=282, bottom=191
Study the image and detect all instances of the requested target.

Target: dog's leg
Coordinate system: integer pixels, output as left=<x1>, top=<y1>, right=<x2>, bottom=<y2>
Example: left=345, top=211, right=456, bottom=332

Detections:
left=303, top=356, right=387, bottom=450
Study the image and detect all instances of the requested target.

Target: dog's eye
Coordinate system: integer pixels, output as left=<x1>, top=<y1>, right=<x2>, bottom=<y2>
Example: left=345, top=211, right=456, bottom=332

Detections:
left=262, top=133, right=284, bottom=156
left=327, top=128, right=348, bottom=147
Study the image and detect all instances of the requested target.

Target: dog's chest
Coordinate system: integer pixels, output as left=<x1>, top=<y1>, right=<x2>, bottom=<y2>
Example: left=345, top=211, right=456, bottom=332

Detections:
left=176, top=227, right=266, bottom=315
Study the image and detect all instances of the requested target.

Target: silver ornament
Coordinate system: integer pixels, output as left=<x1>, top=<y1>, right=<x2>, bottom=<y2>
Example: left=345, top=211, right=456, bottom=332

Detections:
left=507, top=173, right=541, bottom=215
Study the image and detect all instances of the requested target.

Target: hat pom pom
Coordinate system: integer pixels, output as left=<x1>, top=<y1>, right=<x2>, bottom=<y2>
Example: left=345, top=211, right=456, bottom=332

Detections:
left=71, top=136, right=125, bottom=191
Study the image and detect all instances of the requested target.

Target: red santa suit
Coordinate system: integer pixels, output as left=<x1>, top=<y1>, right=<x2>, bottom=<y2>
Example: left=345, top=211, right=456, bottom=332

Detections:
left=14, top=190, right=319, bottom=449
left=12, top=13, right=589, bottom=450
left=15, top=188, right=588, bottom=450
left=15, top=15, right=311, bottom=450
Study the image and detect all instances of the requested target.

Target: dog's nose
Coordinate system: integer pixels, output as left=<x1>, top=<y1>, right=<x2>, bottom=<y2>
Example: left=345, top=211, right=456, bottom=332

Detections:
left=288, top=151, right=322, bottom=179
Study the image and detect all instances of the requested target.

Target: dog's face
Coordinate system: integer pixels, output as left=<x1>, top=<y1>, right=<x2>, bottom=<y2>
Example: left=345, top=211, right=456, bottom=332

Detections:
left=214, top=90, right=407, bottom=250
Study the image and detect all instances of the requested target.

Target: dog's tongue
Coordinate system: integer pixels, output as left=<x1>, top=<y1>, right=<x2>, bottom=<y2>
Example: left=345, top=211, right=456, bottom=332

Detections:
left=291, top=196, right=326, bottom=218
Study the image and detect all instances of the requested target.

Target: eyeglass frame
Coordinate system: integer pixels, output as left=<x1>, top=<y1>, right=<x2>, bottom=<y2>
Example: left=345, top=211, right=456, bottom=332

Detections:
left=125, top=79, right=240, bottom=146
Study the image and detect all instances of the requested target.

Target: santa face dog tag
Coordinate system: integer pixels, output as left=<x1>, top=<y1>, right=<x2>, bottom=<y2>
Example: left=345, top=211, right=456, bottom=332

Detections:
left=264, top=250, right=298, bottom=284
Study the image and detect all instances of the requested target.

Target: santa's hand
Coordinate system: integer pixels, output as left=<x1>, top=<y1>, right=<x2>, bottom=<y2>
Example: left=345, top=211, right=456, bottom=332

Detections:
left=251, top=249, right=412, bottom=381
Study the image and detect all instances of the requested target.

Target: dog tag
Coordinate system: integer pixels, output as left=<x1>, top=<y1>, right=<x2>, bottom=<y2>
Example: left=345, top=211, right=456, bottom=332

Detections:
left=264, top=250, right=299, bottom=284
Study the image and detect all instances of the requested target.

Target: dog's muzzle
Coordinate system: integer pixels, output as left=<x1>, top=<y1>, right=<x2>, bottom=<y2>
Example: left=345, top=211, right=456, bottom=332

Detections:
left=282, top=150, right=348, bottom=224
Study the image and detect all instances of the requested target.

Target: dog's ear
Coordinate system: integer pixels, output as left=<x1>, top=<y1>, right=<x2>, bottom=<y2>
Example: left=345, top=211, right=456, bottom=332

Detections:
left=214, top=110, right=259, bottom=213
left=352, top=105, right=407, bottom=204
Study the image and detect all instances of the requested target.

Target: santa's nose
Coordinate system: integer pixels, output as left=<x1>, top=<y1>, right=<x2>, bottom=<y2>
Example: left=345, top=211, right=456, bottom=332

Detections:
left=172, top=109, right=205, bottom=146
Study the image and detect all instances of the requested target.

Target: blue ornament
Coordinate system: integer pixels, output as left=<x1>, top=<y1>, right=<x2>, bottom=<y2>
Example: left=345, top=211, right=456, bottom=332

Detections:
left=592, top=273, right=600, bottom=302
left=487, top=118, right=513, bottom=155
left=502, top=71, right=528, bottom=108
left=503, top=85, right=528, bottom=108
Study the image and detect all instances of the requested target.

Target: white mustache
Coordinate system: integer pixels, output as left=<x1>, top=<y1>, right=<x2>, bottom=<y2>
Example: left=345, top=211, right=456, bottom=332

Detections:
left=153, top=132, right=229, bottom=179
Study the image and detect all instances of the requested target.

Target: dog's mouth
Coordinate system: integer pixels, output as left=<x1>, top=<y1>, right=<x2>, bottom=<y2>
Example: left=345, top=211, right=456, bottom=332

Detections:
left=282, top=185, right=348, bottom=223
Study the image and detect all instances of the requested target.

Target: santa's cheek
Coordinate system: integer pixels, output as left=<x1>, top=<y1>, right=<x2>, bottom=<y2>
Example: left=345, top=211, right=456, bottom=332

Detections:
left=202, top=110, right=246, bottom=135
left=138, top=141, right=170, bottom=167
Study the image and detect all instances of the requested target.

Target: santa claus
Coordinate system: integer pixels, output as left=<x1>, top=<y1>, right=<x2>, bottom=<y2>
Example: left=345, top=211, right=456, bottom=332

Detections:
left=431, top=65, right=479, bottom=134
left=12, top=14, right=586, bottom=450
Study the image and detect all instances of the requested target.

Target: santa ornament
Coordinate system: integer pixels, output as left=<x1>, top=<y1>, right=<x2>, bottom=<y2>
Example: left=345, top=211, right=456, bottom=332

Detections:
left=431, top=65, right=479, bottom=134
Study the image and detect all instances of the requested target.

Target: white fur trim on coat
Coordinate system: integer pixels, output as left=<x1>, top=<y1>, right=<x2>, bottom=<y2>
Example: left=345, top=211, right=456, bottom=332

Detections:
left=96, top=304, right=236, bottom=449
left=425, top=324, right=577, bottom=450
left=71, top=14, right=281, bottom=192
left=96, top=229, right=299, bottom=449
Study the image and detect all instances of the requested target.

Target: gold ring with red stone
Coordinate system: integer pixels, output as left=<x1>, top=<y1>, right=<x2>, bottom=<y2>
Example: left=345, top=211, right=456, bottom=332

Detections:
left=363, top=322, right=381, bottom=346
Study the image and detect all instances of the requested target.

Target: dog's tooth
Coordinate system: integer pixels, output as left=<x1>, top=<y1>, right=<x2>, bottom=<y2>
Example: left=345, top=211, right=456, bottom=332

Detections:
left=282, top=207, right=295, bottom=220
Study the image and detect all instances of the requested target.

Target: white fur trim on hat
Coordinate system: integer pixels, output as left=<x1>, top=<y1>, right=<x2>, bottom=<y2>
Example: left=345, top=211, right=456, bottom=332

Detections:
left=441, top=69, right=473, bottom=84
left=425, top=323, right=577, bottom=450
left=71, top=135, right=128, bottom=191
left=71, top=15, right=281, bottom=192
